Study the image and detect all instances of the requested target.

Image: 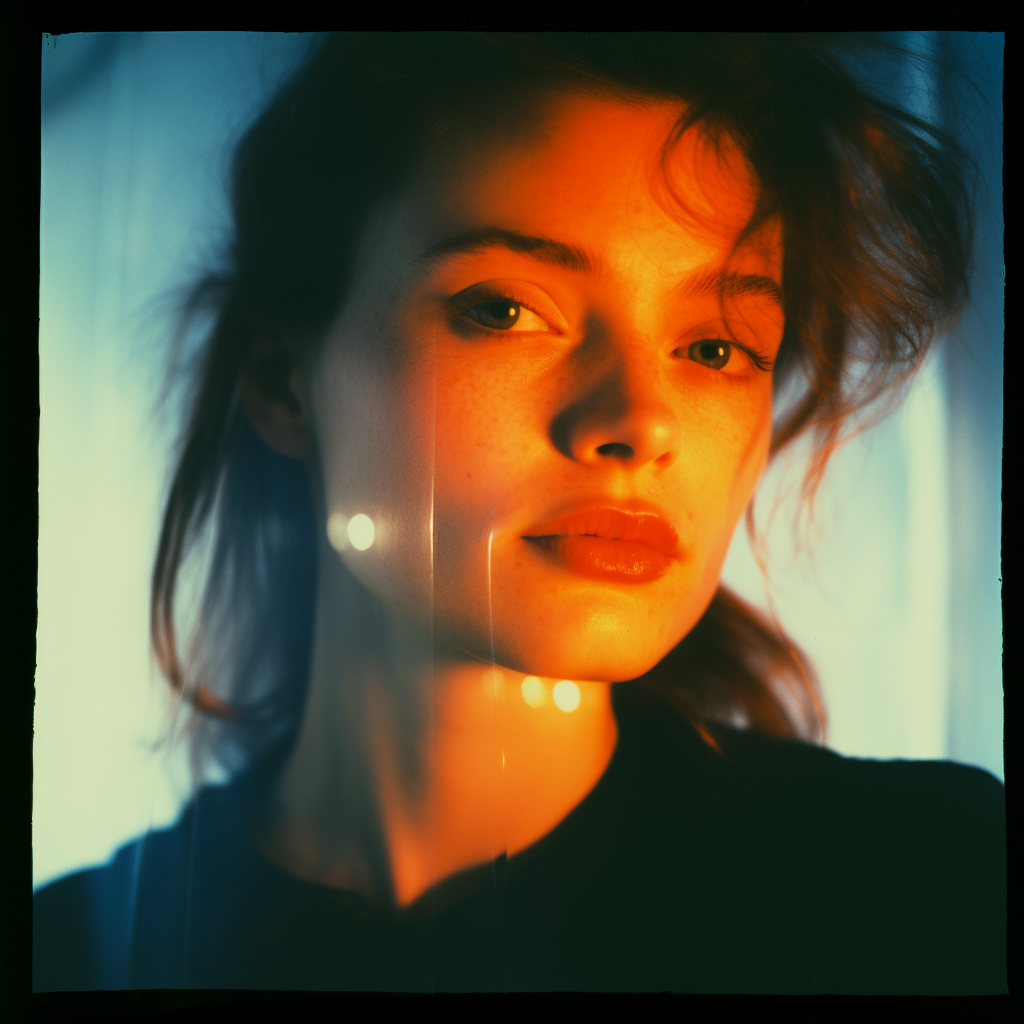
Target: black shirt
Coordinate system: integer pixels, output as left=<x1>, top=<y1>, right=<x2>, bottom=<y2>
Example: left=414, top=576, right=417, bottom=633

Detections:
left=33, top=685, right=1007, bottom=993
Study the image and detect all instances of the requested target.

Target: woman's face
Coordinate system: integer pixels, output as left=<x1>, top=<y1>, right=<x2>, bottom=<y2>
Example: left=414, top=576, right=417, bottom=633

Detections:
left=306, top=92, right=783, bottom=683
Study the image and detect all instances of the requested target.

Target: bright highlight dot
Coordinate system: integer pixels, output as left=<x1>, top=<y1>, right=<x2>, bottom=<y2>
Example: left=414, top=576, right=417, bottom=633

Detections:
left=347, top=514, right=375, bottom=551
left=552, top=680, right=581, bottom=713
left=521, top=676, right=546, bottom=708
left=326, top=513, right=349, bottom=551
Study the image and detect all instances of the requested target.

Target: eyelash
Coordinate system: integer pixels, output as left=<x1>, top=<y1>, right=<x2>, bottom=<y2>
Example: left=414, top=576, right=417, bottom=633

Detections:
left=458, top=291, right=773, bottom=373
left=459, top=289, right=550, bottom=332
left=682, top=340, right=774, bottom=373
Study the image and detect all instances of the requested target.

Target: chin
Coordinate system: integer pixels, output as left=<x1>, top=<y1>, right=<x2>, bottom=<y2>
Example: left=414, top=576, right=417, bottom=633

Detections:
left=492, top=616, right=690, bottom=685
left=505, top=649, right=669, bottom=686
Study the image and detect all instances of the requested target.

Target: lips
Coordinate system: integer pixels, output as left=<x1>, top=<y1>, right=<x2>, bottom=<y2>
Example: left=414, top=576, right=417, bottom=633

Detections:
left=522, top=507, right=679, bottom=583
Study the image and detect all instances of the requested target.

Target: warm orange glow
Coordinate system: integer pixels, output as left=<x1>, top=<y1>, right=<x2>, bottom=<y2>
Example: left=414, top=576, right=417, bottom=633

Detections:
left=481, top=667, right=504, bottom=697
left=552, top=680, right=581, bottom=712
left=271, top=95, right=773, bottom=909
left=521, top=675, right=546, bottom=708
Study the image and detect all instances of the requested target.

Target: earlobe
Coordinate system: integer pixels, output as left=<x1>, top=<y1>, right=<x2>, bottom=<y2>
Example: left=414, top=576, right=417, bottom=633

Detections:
left=241, top=349, right=313, bottom=460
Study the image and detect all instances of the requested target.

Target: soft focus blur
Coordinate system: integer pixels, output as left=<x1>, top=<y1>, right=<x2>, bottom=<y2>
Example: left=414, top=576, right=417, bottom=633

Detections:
left=35, top=33, right=1003, bottom=890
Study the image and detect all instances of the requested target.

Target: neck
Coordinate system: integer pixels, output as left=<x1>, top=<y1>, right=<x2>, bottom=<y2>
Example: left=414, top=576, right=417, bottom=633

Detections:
left=255, top=534, right=619, bottom=909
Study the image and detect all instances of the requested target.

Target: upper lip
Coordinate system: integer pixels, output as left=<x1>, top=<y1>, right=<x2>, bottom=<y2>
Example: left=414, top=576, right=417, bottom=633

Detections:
left=522, top=505, right=681, bottom=558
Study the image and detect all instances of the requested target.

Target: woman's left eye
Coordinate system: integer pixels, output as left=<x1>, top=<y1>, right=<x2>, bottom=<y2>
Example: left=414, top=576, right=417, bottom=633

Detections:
left=679, top=338, right=773, bottom=372
left=463, top=298, right=552, bottom=333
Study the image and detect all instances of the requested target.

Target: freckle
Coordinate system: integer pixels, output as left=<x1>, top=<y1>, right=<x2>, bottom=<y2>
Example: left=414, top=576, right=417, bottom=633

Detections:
left=466, top=471, right=473, bottom=479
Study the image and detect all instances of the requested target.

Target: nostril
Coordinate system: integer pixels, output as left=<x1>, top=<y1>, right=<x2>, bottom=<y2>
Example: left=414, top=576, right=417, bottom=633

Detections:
left=596, top=442, right=634, bottom=459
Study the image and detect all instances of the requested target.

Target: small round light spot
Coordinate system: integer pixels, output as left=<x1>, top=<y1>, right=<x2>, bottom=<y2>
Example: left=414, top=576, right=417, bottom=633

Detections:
left=326, top=513, right=349, bottom=551
left=552, top=680, right=581, bottom=713
left=521, top=676, right=546, bottom=708
left=347, top=514, right=375, bottom=551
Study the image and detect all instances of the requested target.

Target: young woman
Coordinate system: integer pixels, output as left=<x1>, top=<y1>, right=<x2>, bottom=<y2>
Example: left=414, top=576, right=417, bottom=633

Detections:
left=34, top=33, right=1005, bottom=994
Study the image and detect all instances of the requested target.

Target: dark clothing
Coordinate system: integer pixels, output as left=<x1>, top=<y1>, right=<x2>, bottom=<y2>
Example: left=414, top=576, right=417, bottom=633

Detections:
left=33, top=686, right=1006, bottom=993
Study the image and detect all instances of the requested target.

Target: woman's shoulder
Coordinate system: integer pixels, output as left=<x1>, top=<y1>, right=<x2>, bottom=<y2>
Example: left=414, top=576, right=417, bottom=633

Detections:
left=32, top=782, right=240, bottom=992
left=599, top=689, right=1006, bottom=992
left=34, top=839, right=142, bottom=991
left=612, top=684, right=1006, bottom=905
left=615, top=682, right=1005, bottom=822
left=710, top=721, right=1005, bottom=836
left=683, top=713, right=1004, bottom=851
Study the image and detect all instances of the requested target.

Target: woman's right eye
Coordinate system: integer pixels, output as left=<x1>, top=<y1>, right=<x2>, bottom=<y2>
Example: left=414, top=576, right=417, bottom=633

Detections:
left=687, top=339, right=733, bottom=370
left=462, top=298, right=552, bottom=333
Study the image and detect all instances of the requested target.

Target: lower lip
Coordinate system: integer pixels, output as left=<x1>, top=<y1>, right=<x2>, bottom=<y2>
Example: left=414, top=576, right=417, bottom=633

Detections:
left=524, top=535, right=671, bottom=583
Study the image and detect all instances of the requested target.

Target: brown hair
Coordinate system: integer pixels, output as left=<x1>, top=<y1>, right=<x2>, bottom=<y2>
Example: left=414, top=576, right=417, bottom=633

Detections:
left=152, top=33, right=977, bottom=772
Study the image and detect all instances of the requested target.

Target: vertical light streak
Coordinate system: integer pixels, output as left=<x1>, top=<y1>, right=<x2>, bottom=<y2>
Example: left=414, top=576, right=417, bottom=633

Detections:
left=428, top=360, right=438, bottom=992
left=486, top=529, right=509, bottom=990
left=485, top=531, right=505, bottom=762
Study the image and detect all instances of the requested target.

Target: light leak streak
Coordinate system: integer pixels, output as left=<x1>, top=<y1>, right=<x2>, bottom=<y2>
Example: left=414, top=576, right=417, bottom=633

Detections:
left=482, top=668, right=504, bottom=697
left=486, top=529, right=510, bottom=991
left=486, top=530, right=507, bottom=769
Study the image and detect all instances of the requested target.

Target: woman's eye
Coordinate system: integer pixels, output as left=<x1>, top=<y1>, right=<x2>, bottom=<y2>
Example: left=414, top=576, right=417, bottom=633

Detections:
left=463, top=298, right=551, bottom=333
left=686, top=339, right=732, bottom=370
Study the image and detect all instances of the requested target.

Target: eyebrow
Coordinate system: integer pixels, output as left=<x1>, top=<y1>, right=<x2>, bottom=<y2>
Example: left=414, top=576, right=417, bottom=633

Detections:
left=679, top=268, right=784, bottom=308
left=416, top=227, right=782, bottom=307
left=416, top=228, right=600, bottom=275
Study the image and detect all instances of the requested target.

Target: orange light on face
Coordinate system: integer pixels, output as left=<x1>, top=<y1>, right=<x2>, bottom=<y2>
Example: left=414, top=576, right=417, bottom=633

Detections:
left=521, top=675, right=546, bottom=708
left=313, top=95, right=780, bottom=694
left=552, top=680, right=581, bottom=713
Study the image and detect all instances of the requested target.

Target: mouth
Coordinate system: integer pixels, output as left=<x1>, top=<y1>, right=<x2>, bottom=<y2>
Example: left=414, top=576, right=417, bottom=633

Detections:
left=521, top=507, right=679, bottom=584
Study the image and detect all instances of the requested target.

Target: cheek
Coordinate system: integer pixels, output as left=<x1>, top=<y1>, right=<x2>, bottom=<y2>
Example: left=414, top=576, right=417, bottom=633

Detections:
left=686, top=382, right=772, bottom=549
left=312, top=338, right=439, bottom=618
left=728, top=385, right=773, bottom=504
left=427, top=352, right=563, bottom=654
left=431, top=351, right=540, bottom=524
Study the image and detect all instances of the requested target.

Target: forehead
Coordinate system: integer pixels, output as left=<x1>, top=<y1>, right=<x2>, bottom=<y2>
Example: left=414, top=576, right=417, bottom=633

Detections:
left=394, top=92, right=779, bottom=282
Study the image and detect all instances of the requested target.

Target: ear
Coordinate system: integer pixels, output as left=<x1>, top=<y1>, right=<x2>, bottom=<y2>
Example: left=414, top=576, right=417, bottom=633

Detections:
left=240, top=335, right=313, bottom=460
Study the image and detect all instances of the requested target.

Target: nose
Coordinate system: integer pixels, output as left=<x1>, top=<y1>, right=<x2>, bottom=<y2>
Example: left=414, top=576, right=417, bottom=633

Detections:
left=551, top=343, right=683, bottom=471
